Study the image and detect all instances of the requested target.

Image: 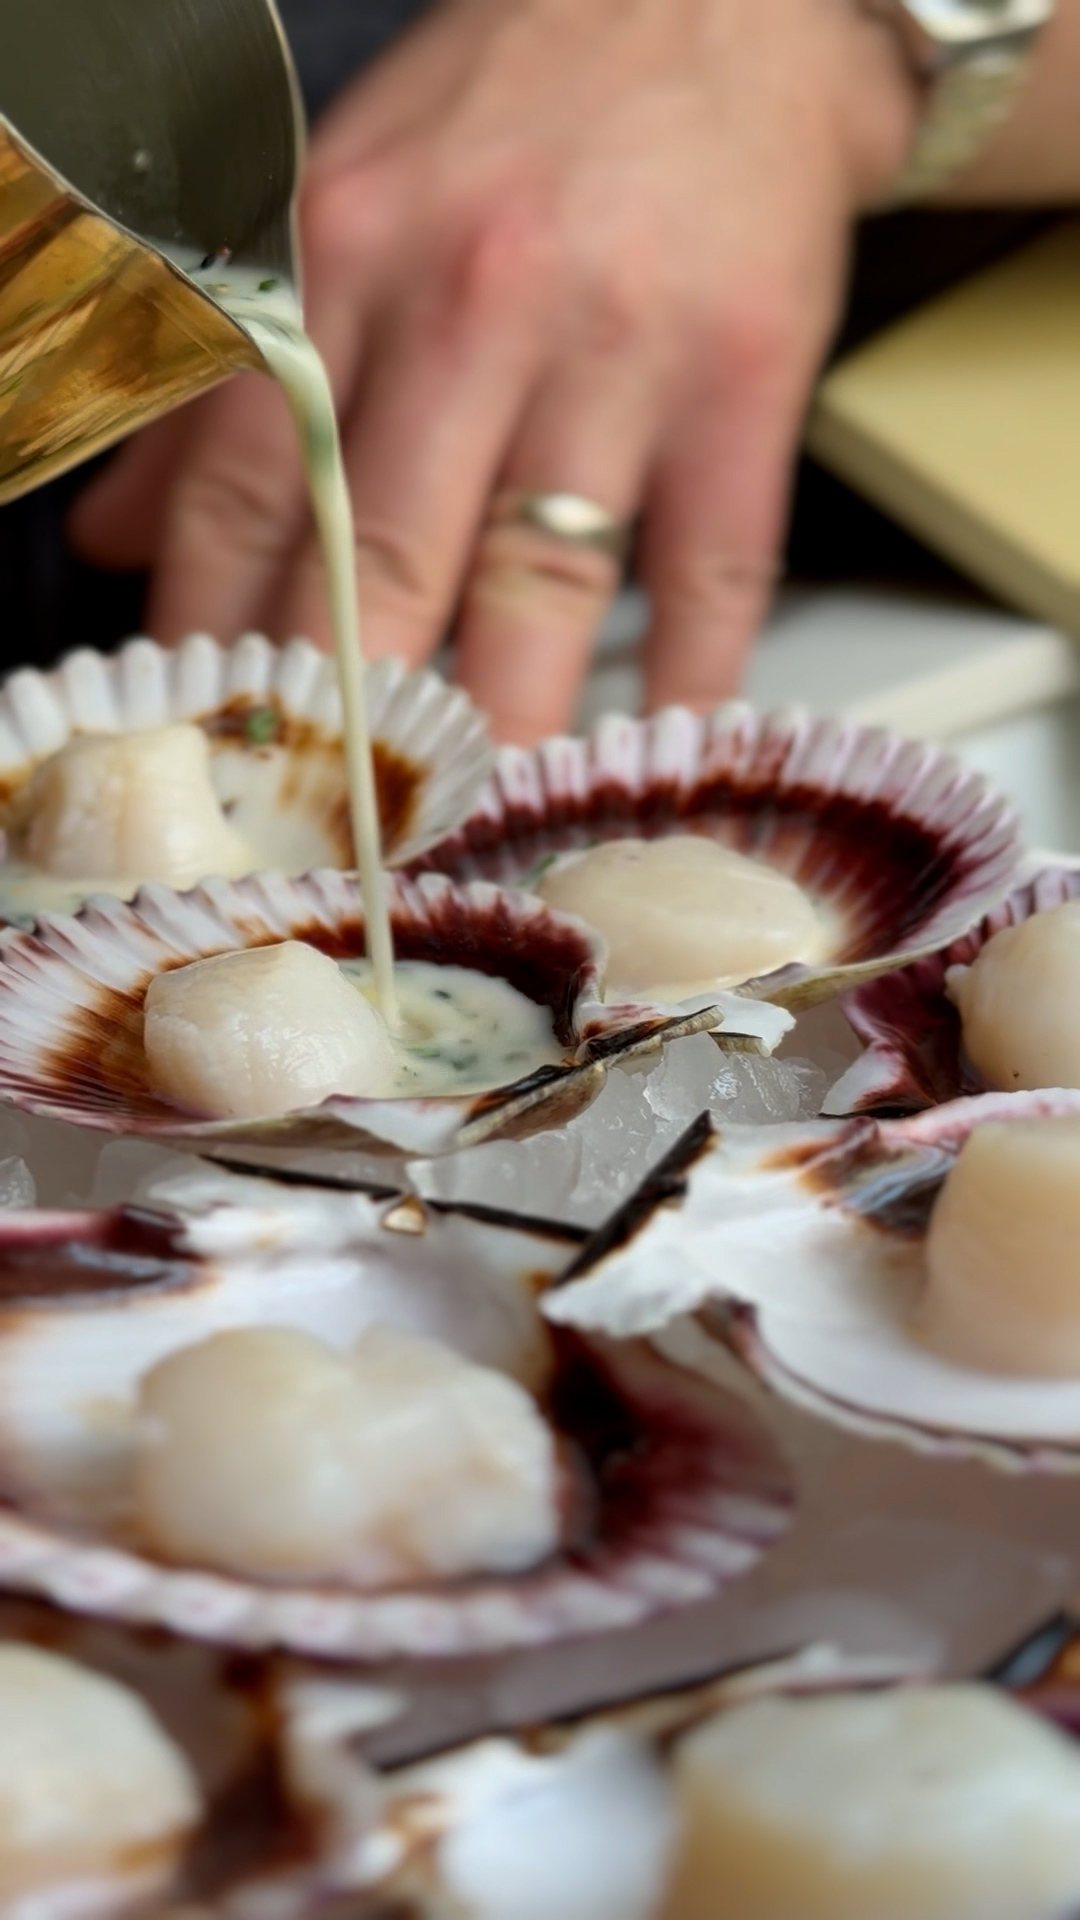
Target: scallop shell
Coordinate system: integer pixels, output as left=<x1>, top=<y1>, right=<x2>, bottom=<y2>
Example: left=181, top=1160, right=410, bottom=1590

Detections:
left=0, top=1176, right=583, bottom=1526
left=0, top=1588, right=400, bottom=1916
left=333, top=1646, right=953, bottom=1918
left=546, top=1090, right=1080, bottom=1472
left=0, top=633, right=493, bottom=917
left=0, top=868, right=774, bottom=1159
left=827, top=865, right=1080, bottom=1115
left=0, top=1205, right=791, bottom=1658
left=411, top=704, right=1021, bottom=1007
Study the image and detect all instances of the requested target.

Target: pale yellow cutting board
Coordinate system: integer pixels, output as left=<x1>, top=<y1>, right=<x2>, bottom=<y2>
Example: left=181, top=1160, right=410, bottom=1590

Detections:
left=807, top=220, right=1080, bottom=637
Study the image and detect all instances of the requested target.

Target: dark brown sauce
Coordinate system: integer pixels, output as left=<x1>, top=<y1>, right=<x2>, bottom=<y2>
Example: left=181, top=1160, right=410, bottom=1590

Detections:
left=200, top=697, right=425, bottom=859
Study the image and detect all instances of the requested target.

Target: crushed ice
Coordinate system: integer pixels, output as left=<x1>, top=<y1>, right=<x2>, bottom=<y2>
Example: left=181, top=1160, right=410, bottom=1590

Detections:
left=0, top=1108, right=200, bottom=1211
left=409, top=1034, right=829, bottom=1229
left=0, top=1015, right=856, bottom=1226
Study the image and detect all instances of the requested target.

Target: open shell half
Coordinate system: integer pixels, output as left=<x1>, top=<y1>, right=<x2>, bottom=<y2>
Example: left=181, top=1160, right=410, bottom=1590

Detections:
left=323, top=1646, right=994, bottom=1920
left=0, top=868, right=778, bottom=1159
left=0, top=633, right=493, bottom=919
left=411, top=703, right=1021, bottom=1007
left=0, top=1589, right=402, bottom=1917
left=0, top=1167, right=587, bottom=1528
left=546, top=1090, right=1080, bottom=1472
left=827, top=865, right=1080, bottom=1115
left=0, top=1201, right=791, bottom=1659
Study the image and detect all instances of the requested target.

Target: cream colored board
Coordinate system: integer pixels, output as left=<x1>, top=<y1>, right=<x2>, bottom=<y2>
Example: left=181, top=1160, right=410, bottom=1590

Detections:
left=577, top=585, right=1074, bottom=742
left=806, top=221, right=1080, bottom=636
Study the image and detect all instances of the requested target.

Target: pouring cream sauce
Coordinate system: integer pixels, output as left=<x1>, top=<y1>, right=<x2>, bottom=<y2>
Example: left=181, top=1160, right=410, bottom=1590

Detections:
left=192, top=261, right=399, bottom=1025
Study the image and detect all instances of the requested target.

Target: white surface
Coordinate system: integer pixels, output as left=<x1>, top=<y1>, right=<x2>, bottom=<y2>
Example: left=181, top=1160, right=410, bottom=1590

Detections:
left=583, top=586, right=1080, bottom=854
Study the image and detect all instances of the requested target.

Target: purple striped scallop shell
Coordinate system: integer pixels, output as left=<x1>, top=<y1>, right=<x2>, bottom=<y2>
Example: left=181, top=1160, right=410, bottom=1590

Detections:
left=0, top=1589, right=404, bottom=1917
left=0, top=867, right=734, bottom=1159
left=409, top=703, right=1021, bottom=1006
left=545, top=1089, right=1080, bottom=1472
left=0, top=1202, right=791, bottom=1661
left=0, top=633, right=493, bottom=909
left=826, top=865, right=1080, bottom=1115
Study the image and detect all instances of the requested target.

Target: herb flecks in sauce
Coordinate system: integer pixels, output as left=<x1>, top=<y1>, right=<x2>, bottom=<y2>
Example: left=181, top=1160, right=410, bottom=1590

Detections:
left=341, top=958, right=564, bottom=1097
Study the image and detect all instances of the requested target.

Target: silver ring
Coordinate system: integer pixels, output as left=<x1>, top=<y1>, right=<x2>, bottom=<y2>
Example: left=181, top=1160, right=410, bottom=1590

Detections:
left=487, top=489, right=633, bottom=563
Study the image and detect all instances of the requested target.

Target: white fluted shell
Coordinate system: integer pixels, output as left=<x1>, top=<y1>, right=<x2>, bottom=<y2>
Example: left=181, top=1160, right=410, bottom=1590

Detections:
left=0, top=634, right=493, bottom=919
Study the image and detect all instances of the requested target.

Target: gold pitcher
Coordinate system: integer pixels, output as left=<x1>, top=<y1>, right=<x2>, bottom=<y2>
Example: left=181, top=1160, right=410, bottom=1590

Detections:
left=0, top=0, right=303, bottom=504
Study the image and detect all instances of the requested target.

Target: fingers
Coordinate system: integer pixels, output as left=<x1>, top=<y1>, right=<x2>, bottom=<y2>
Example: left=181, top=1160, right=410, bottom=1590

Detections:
left=139, top=174, right=389, bottom=644
left=142, top=372, right=316, bottom=643
left=451, top=354, right=660, bottom=744
left=271, top=213, right=552, bottom=661
left=640, top=313, right=817, bottom=713
left=67, top=410, right=198, bottom=573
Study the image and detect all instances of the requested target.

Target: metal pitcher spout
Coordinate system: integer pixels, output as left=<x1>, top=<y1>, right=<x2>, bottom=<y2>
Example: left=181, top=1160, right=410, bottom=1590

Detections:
left=0, top=0, right=304, bottom=504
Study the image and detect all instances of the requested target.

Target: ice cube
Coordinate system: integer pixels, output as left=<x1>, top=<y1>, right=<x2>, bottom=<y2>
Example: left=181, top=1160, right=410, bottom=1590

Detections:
left=412, top=1034, right=831, bottom=1230
left=709, top=1052, right=827, bottom=1125
left=91, top=1139, right=208, bottom=1209
left=7, top=1112, right=108, bottom=1208
left=411, top=1128, right=585, bottom=1223
left=0, top=1156, right=34, bottom=1208
left=644, top=1034, right=728, bottom=1128
left=777, top=1000, right=864, bottom=1088
left=567, top=1062, right=684, bottom=1222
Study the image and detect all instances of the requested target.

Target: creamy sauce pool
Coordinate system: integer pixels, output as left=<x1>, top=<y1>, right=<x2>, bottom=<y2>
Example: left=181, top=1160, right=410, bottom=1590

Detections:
left=341, top=958, right=563, bottom=1096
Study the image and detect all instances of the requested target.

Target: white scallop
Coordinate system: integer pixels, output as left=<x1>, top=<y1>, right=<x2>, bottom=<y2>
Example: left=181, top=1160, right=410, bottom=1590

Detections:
left=663, top=1685, right=1080, bottom=1920
left=143, top=940, right=399, bottom=1119
left=20, top=724, right=252, bottom=896
left=134, top=1324, right=560, bottom=1586
left=536, top=836, right=828, bottom=999
left=947, top=900, right=1080, bottom=1091
left=921, top=1117, right=1080, bottom=1376
left=0, top=1641, right=201, bottom=1911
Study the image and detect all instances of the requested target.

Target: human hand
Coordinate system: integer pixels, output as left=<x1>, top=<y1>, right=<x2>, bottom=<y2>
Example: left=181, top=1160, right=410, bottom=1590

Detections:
left=71, top=0, right=916, bottom=743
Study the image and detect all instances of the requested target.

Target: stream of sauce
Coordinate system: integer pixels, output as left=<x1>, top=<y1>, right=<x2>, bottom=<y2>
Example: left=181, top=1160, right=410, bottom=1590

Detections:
left=193, top=262, right=399, bottom=1026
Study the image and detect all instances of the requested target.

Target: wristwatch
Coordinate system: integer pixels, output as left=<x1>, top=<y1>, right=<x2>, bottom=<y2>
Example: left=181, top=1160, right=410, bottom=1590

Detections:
left=863, top=0, right=1055, bottom=203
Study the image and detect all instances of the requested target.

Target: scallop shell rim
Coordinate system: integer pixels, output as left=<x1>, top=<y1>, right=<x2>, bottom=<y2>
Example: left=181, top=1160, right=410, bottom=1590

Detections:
left=0, top=866, right=729, bottom=1156
left=826, top=864, right=1080, bottom=1115
left=549, top=1092, right=1080, bottom=1474
left=0, top=1335, right=792, bottom=1660
left=0, top=631, right=494, bottom=885
left=411, top=701, right=1022, bottom=1006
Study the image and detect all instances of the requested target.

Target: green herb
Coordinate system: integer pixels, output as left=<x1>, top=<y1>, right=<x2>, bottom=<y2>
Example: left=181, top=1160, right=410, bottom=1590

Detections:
left=258, top=277, right=279, bottom=293
left=244, top=707, right=279, bottom=746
